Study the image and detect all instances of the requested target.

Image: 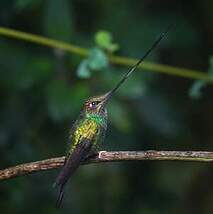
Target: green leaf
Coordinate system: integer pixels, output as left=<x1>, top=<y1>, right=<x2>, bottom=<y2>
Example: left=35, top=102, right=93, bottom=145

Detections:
left=95, top=31, right=111, bottom=47
left=77, top=48, right=109, bottom=79
left=189, top=80, right=206, bottom=99
left=95, top=31, right=119, bottom=52
left=189, top=55, right=213, bottom=99
left=77, top=60, right=91, bottom=79
left=87, top=47, right=109, bottom=70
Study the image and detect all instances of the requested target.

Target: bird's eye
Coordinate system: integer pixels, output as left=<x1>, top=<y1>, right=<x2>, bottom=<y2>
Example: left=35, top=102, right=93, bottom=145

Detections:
left=89, top=102, right=97, bottom=108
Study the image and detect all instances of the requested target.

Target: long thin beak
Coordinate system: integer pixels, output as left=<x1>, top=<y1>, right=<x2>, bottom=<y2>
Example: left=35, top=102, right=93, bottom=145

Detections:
left=99, top=92, right=112, bottom=112
left=101, top=92, right=112, bottom=106
left=99, top=25, right=171, bottom=111
left=102, top=25, right=172, bottom=101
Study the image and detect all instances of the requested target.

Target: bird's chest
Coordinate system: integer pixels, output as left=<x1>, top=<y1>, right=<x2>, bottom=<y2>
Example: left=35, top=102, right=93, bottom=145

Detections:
left=69, top=115, right=107, bottom=153
left=74, top=120, right=99, bottom=142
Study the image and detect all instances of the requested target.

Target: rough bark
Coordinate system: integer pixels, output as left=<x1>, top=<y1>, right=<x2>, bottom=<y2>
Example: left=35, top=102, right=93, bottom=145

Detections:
left=1, top=150, right=213, bottom=181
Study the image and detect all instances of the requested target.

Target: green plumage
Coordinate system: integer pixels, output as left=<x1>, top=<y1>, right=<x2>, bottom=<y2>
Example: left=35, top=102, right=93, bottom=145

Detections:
left=67, top=112, right=107, bottom=156
left=54, top=94, right=108, bottom=208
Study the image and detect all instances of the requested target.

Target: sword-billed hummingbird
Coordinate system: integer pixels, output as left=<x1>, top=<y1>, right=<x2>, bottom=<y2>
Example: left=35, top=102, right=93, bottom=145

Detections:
left=54, top=26, right=171, bottom=207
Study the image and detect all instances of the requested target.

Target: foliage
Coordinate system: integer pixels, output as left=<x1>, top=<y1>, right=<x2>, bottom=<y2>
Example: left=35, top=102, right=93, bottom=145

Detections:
left=77, top=30, right=119, bottom=78
left=189, top=56, right=213, bottom=99
left=95, top=31, right=119, bottom=52
left=0, top=1, right=213, bottom=214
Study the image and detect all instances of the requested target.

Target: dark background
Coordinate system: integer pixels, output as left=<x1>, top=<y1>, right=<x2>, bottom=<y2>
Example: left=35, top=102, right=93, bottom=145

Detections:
left=0, top=0, right=213, bottom=213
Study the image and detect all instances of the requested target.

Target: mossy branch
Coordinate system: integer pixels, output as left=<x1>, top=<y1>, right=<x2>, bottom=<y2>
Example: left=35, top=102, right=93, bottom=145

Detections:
left=1, top=150, right=213, bottom=181
left=0, top=27, right=212, bottom=82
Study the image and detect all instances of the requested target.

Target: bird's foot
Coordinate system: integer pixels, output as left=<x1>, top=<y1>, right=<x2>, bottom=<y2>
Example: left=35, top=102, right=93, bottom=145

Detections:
left=98, top=151, right=107, bottom=159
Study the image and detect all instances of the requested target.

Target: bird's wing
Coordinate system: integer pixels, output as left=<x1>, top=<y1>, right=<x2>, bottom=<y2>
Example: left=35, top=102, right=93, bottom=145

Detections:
left=54, top=138, right=92, bottom=208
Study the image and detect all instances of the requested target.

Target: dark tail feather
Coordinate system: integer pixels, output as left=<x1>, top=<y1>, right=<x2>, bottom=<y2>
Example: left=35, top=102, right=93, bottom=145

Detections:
left=56, top=184, right=65, bottom=208
left=54, top=139, right=92, bottom=208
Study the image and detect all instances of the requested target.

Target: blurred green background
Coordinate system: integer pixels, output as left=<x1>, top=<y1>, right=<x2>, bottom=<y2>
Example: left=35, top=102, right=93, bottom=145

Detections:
left=0, top=0, right=213, bottom=213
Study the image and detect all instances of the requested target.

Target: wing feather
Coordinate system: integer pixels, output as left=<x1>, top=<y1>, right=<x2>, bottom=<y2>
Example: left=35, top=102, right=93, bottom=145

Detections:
left=54, top=138, right=92, bottom=208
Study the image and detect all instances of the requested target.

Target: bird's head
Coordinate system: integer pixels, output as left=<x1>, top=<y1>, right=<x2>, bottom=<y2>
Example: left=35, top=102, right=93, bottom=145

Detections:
left=83, top=92, right=110, bottom=115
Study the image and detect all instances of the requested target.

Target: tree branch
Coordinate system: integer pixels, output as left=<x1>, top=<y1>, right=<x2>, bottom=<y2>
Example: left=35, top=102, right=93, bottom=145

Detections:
left=1, top=151, right=213, bottom=181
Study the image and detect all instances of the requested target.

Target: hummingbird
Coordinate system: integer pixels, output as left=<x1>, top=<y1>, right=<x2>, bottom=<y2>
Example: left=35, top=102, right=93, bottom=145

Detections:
left=54, top=25, right=171, bottom=208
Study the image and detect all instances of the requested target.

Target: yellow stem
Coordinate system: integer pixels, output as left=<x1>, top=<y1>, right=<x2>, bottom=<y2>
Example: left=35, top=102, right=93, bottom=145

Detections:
left=0, top=26, right=212, bottom=82
left=110, top=56, right=212, bottom=81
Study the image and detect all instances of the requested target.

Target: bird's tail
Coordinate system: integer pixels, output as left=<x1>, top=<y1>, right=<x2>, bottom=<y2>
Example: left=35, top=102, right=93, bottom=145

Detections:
left=53, top=166, right=67, bottom=208
left=54, top=139, right=92, bottom=208
left=55, top=183, right=65, bottom=208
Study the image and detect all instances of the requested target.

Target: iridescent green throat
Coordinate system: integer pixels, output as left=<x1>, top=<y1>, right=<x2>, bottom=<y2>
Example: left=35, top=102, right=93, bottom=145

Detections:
left=86, top=113, right=105, bottom=126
